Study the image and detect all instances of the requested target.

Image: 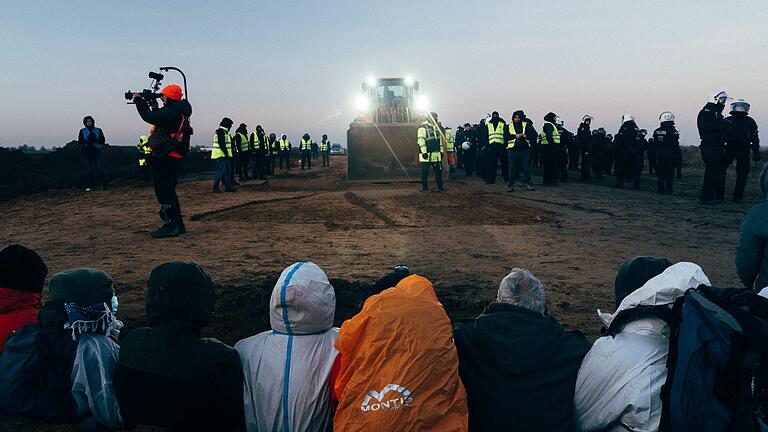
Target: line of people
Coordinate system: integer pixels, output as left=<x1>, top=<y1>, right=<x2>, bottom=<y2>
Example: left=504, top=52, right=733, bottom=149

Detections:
left=1, top=177, right=766, bottom=431
left=210, top=118, right=333, bottom=192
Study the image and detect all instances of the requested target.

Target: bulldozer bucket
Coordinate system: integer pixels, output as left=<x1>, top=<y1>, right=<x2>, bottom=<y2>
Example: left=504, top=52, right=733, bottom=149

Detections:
left=347, top=122, right=420, bottom=182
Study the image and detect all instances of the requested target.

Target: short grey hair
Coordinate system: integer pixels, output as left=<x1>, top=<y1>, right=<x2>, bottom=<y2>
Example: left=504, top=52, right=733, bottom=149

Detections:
left=497, top=268, right=546, bottom=314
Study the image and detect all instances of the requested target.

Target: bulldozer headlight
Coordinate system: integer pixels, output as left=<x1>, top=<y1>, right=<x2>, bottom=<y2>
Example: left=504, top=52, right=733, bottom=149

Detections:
left=366, top=76, right=377, bottom=87
left=404, top=76, right=414, bottom=86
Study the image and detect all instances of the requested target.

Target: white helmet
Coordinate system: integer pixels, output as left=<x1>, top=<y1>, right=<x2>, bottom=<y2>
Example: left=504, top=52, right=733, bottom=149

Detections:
left=556, top=117, right=564, bottom=127
left=461, top=142, right=471, bottom=150
left=731, top=99, right=750, bottom=113
left=659, top=111, right=675, bottom=122
left=582, top=114, right=593, bottom=122
left=711, top=90, right=730, bottom=104
left=621, top=113, right=635, bottom=123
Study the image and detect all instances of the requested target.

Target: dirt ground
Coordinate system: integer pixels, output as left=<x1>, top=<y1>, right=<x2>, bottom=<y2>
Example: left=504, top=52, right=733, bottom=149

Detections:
left=0, top=155, right=765, bottom=431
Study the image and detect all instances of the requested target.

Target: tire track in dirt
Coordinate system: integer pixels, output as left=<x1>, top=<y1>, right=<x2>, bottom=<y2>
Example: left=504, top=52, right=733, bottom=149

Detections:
left=343, top=191, right=399, bottom=227
left=190, top=193, right=318, bottom=221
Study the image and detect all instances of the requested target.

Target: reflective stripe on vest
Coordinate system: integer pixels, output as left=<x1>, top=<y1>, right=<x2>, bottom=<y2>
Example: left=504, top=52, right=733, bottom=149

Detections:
left=249, top=132, right=265, bottom=151
left=417, top=121, right=442, bottom=163
left=211, top=127, right=232, bottom=159
left=507, top=122, right=529, bottom=149
left=300, top=138, right=311, bottom=151
left=541, top=121, right=561, bottom=145
left=320, top=139, right=330, bottom=151
left=279, top=139, right=290, bottom=151
left=446, top=130, right=455, bottom=152
left=487, top=121, right=505, bottom=144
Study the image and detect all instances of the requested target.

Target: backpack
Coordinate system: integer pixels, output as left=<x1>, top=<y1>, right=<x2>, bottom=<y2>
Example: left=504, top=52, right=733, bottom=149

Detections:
left=659, top=285, right=768, bottom=432
left=0, top=324, right=79, bottom=423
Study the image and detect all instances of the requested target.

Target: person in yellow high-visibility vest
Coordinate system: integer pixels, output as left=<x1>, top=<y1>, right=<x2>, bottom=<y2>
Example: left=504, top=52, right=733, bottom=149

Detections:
left=234, top=123, right=251, bottom=182
left=211, top=117, right=236, bottom=192
left=541, top=112, right=562, bottom=186
left=320, top=134, right=331, bottom=167
left=137, top=134, right=152, bottom=182
left=278, top=134, right=291, bottom=170
left=486, top=111, right=508, bottom=184
left=445, top=127, right=456, bottom=173
left=417, top=113, right=445, bottom=192
left=300, top=133, right=313, bottom=170
left=268, top=132, right=278, bottom=174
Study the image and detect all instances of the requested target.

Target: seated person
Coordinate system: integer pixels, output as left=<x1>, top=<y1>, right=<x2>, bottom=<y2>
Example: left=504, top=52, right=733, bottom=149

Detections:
left=736, top=165, right=768, bottom=291
left=114, top=262, right=244, bottom=432
left=236, top=261, right=339, bottom=432
left=453, top=268, right=590, bottom=432
left=0, top=244, right=47, bottom=354
left=334, top=273, right=468, bottom=432
left=575, top=259, right=710, bottom=432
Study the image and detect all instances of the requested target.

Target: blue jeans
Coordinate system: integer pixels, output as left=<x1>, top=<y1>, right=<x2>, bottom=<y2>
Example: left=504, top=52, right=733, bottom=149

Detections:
left=213, top=158, right=232, bottom=189
left=83, top=152, right=107, bottom=188
left=508, top=150, right=531, bottom=186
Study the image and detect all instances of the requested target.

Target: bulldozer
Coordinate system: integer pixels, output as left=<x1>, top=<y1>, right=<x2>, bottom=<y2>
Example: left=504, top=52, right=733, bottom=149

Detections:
left=347, top=77, right=428, bottom=182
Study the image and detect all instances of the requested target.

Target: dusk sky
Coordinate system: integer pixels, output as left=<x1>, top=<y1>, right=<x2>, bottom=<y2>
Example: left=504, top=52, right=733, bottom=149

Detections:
left=0, top=0, right=765, bottom=148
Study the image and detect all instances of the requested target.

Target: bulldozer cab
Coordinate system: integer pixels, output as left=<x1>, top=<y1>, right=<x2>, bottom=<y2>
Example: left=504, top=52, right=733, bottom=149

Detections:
left=348, top=77, right=428, bottom=182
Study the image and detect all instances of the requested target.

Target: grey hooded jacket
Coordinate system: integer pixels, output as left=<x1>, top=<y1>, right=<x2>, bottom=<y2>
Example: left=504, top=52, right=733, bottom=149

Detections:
left=736, top=165, right=768, bottom=291
left=235, top=261, right=339, bottom=432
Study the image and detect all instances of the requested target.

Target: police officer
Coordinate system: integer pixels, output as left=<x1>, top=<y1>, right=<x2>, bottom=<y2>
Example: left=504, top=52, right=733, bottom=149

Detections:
left=653, top=111, right=681, bottom=194
left=541, top=112, right=561, bottom=185
left=578, top=115, right=592, bottom=181
left=320, top=134, right=331, bottom=167
left=249, top=125, right=267, bottom=181
left=485, top=111, right=507, bottom=184
left=475, top=118, right=488, bottom=180
left=445, top=127, right=456, bottom=174
left=211, top=118, right=235, bottom=193
left=506, top=110, right=537, bottom=192
left=300, top=133, right=312, bottom=169
left=556, top=118, right=572, bottom=182
left=278, top=134, right=291, bottom=170
left=614, top=115, right=640, bottom=188
left=647, top=137, right=657, bottom=175
left=230, top=124, right=241, bottom=186
left=592, top=128, right=606, bottom=179
left=460, top=123, right=477, bottom=177
left=417, top=113, right=445, bottom=192
left=137, top=134, right=151, bottom=182
left=698, top=90, right=729, bottom=203
left=234, top=123, right=250, bottom=181
left=723, top=99, right=761, bottom=202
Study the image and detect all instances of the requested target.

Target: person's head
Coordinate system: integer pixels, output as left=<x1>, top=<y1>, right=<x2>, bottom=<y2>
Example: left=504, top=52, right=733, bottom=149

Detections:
left=730, top=99, right=750, bottom=116
left=160, top=84, right=183, bottom=106
left=639, top=129, right=647, bottom=138
left=0, top=244, right=47, bottom=293
left=544, top=112, right=557, bottom=123
left=491, top=111, right=499, bottom=119
left=281, top=134, right=287, bottom=140
left=83, top=116, right=95, bottom=128
left=373, top=265, right=411, bottom=294
left=712, top=90, right=729, bottom=106
left=303, top=133, right=310, bottom=140
left=497, top=268, right=546, bottom=315
left=48, top=268, right=120, bottom=337
left=614, top=256, right=673, bottom=307
left=322, top=134, right=327, bottom=139
left=430, top=112, right=439, bottom=122
left=659, top=111, right=675, bottom=125
left=512, top=110, right=525, bottom=123
left=220, top=117, right=233, bottom=130
left=269, top=132, right=276, bottom=140
left=236, top=123, right=248, bottom=135
left=464, top=123, right=471, bottom=131
left=270, top=262, right=335, bottom=334
left=621, top=113, right=635, bottom=124
left=146, top=262, right=215, bottom=327
left=582, top=114, right=593, bottom=125
left=256, top=125, right=264, bottom=132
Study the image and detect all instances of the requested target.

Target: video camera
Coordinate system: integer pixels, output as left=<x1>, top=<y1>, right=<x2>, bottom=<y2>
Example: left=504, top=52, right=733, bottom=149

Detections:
left=124, top=71, right=166, bottom=109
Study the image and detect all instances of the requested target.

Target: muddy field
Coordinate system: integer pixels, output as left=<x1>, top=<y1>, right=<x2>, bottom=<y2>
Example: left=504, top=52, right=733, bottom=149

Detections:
left=0, top=155, right=765, bottom=431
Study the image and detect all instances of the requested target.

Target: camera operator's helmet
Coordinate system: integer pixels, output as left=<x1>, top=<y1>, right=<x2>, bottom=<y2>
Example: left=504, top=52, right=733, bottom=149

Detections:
left=659, top=111, right=676, bottom=123
left=731, top=99, right=750, bottom=113
left=161, top=84, right=183, bottom=101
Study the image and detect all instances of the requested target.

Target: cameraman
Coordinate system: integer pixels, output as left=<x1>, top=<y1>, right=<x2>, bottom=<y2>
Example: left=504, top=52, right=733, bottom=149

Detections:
left=132, top=84, right=192, bottom=238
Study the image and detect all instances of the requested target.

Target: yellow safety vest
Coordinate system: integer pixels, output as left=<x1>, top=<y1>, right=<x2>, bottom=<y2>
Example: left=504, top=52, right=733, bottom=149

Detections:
left=417, top=121, right=442, bottom=163
left=279, top=139, right=290, bottom=151
left=138, top=135, right=150, bottom=166
left=540, top=121, right=561, bottom=145
left=320, top=139, right=330, bottom=151
left=237, top=133, right=249, bottom=152
left=487, top=121, right=505, bottom=144
left=507, top=122, right=529, bottom=149
left=445, top=129, right=455, bottom=152
left=270, top=137, right=279, bottom=155
left=300, top=138, right=312, bottom=151
left=211, top=127, right=232, bottom=159
left=249, top=131, right=264, bottom=151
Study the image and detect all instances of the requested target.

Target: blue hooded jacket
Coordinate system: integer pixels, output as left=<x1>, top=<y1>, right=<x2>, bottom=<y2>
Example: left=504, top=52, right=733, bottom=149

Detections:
left=736, top=165, right=768, bottom=290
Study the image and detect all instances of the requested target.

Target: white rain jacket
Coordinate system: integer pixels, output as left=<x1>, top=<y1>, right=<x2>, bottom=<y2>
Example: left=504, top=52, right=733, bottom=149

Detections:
left=574, top=262, right=710, bottom=432
left=235, top=262, right=339, bottom=432
left=71, top=334, right=123, bottom=429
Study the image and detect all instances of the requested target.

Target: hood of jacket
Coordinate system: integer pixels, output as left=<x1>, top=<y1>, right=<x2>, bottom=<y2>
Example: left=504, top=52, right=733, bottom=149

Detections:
left=599, top=262, right=710, bottom=327
left=167, top=99, right=192, bottom=117
left=270, top=262, right=335, bottom=334
left=0, top=287, right=40, bottom=315
left=472, top=302, right=577, bottom=374
left=614, top=257, right=672, bottom=307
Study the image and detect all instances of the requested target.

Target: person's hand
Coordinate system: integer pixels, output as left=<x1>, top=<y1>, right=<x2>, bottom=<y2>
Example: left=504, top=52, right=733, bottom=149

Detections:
left=515, top=133, right=523, bottom=139
left=132, top=93, right=142, bottom=102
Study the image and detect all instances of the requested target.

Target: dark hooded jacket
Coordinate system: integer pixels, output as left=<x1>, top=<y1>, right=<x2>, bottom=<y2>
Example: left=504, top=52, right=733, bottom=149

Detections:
left=135, top=98, right=193, bottom=157
left=78, top=116, right=106, bottom=155
left=454, top=302, right=589, bottom=432
left=723, top=112, right=760, bottom=154
left=697, top=102, right=725, bottom=146
left=507, top=111, right=538, bottom=151
left=114, top=262, right=244, bottom=432
left=577, top=122, right=591, bottom=154
left=736, top=166, right=768, bottom=291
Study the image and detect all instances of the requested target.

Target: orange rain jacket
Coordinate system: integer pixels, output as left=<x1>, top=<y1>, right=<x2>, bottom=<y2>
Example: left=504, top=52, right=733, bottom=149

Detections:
left=333, top=275, right=468, bottom=431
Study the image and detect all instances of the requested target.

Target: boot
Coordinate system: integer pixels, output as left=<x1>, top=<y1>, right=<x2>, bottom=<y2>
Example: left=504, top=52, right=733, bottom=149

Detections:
left=151, top=223, right=181, bottom=238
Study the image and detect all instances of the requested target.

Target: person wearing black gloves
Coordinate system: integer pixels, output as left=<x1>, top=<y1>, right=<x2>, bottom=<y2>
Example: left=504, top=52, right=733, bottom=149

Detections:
left=578, top=115, right=592, bottom=181
left=133, top=84, right=192, bottom=238
left=506, top=110, right=537, bottom=191
left=78, top=116, right=108, bottom=191
left=697, top=90, right=729, bottom=204
left=614, top=114, right=640, bottom=189
left=653, top=111, right=682, bottom=194
left=723, top=99, right=761, bottom=203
